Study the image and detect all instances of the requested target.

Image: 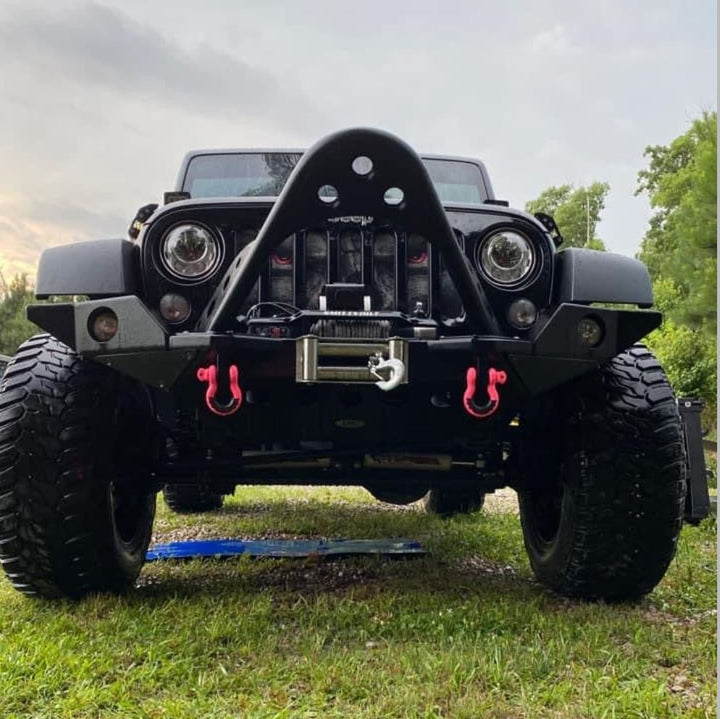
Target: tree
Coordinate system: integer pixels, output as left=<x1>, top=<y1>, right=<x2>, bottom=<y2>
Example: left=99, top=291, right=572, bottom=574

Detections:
left=644, top=277, right=716, bottom=421
left=525, top=182, right=610, bottom=250
left=0, top=274, right=38, bottom=356
left=636, top=112, right=717, bottom=427
left=636, top=112, right=717, bottom=331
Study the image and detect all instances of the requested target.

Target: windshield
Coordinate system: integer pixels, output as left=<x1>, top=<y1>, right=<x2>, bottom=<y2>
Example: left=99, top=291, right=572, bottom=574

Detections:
left=183, top=153, right=302, bottom=198
left=183, top=153, right=487, bottom=204
left=422, top=159, right=485, bottom=203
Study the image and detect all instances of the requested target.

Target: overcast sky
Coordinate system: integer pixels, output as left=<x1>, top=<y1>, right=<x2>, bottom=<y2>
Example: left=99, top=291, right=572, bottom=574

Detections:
left=0, top=0, right=715, bottom=280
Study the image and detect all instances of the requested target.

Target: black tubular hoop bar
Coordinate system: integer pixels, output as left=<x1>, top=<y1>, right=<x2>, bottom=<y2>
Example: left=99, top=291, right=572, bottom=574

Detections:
left=198, top=127, right=500, bottom=333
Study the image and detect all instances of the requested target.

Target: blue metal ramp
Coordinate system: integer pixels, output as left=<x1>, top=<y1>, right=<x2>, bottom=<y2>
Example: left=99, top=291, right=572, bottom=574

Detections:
left=146, top=538, right=426, bottom=561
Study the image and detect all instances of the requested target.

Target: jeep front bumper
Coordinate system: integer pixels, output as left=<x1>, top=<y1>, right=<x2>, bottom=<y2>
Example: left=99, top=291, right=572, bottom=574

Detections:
left=28, top=296, right=661, bottom=400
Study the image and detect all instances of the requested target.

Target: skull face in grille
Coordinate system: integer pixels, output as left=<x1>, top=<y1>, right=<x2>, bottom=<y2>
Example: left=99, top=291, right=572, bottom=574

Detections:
left=372, top=231, right=396, bottom=310
left=338, top=230, right=363, bottom=285
left=303, top=231, right=328, bottom=309
left=407, top=234, right=430, bottom=314
left=248, top=223, right=459, bottom=317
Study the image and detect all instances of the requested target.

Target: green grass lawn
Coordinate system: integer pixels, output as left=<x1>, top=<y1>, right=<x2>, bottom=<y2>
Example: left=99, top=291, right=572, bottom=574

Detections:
left=0, top=487, right=715, bottom=718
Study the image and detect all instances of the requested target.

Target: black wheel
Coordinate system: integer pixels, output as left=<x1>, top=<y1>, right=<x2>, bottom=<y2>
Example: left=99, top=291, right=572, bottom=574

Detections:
left=163, top=484, right=224, bottom=513
left=423, top=487, right=486, bottom=516
left=518, top=346, right=686, bottom=601
left=0, top=335, right=157, bottom=599
left=364, top=483, right=428, bottom=506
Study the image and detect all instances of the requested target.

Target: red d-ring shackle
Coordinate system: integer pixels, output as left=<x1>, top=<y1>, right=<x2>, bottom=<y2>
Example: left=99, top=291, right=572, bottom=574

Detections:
left=197, top=364, right=243, bottom=417
left=463, top=366, right=507, bottom=419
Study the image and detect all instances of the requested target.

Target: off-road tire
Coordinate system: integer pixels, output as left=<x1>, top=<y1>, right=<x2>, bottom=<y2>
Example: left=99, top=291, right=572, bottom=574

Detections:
left=518, top=346, right=686, bottom=601
left=423, top=487, right=486, bottom=516
left=163, top=484, right=224, bottom=513
left=0, top=335, right=157, bottom=599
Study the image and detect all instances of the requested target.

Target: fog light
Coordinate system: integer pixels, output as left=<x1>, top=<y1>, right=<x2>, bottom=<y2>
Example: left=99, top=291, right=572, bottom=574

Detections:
left=160, top=293, right=191, bottom=324
left=507, top=298, right=537, bottom=329
left=577, top=316, right=603, bottom=347
left=89, top=309, right=118, bottom=343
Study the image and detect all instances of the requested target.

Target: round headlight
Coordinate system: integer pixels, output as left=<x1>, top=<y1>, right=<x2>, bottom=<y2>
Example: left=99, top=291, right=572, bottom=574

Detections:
left=479, top=231, right=535, bottom=286
left=162, top=224, right=221, bottom=280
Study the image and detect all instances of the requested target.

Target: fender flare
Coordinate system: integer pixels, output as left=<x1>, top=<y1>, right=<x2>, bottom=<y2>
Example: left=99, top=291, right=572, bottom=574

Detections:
left=35, top=239, right=141, bottom=299
left=554, top=248, right=654, bottom=308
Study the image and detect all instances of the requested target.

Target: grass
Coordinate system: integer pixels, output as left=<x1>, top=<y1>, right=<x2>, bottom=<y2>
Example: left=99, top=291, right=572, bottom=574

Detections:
left=0, top=487, right=715, bottom=718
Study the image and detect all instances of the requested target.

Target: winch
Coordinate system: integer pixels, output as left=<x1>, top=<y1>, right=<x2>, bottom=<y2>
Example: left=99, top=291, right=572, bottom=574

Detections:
left=295, top=336, right=408, bottom=390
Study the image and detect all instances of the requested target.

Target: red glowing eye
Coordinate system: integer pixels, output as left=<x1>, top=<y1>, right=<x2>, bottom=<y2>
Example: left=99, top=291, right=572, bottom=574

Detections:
left=270, top=252, right=293, bottom=265
left=409, top=251, right=427, bottom=264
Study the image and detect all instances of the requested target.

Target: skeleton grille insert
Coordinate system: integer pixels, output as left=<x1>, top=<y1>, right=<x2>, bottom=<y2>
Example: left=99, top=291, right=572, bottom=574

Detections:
left=249, top=224, right=453, bottom=316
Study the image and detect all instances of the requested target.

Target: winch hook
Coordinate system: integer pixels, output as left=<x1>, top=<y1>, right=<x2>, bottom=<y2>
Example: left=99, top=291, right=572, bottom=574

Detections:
left=463, top=366, right=507, bottom=419
left=197, top=363, right=243, bottom=417
left=369, top=355, right=406, bottom=392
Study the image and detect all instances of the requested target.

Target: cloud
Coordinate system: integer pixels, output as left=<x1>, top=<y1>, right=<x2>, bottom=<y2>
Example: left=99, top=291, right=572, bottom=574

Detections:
left=0, top=1, right=324, bottom=280
left=0, top=0, right=714, bottom=280
left=529, top=24, right=576, bottom=58
left=0, top=2, right=319, bottom=131
left=0, top=193, right=126, bottom=280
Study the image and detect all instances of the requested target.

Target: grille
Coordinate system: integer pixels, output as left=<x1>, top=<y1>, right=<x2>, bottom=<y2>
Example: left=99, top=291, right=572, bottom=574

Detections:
left=241, top=223, right=460, bottom=318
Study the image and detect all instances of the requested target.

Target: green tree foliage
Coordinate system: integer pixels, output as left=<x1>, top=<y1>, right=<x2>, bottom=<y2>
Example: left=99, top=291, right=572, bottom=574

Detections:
left=636, top=112, right=717, bottom=332
left=525, top=182, right=610, bottom=250
left=0, top=274, right=38, bottom=356
left=636, top=113, right=717, bottom=426
left=644, top=278, right=717, bottom=420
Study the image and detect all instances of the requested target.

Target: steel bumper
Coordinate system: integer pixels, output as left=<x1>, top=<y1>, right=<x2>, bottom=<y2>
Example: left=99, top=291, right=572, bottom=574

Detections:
left=27, top=297, right=661, bottom=396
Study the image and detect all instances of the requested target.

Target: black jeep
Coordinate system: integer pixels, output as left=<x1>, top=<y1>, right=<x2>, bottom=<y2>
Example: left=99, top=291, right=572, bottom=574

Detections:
left=0, top=128, right=688, bottom=600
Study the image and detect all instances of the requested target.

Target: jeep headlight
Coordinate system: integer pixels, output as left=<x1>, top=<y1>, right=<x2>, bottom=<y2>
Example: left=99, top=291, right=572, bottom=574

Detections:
left=478, top=231, right=534, bottom=286
left=162, top=224, right=221, bottom=280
